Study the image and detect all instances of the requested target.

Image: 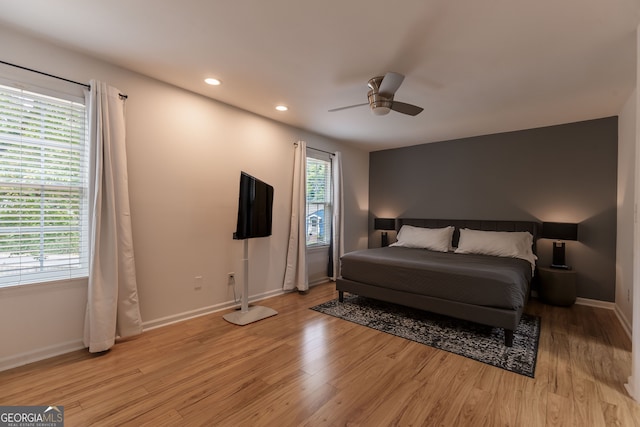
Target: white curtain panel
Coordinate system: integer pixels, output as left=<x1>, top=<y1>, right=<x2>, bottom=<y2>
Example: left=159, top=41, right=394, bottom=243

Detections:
left=283, top=141, right=308, bottom=291
left=330, top=152, right=344, bottom=280
left=83, top=81, right=142, bottom=353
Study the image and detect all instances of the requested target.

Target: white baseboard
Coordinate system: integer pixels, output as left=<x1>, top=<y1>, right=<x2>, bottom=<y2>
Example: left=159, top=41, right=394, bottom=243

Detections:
left=625, top=377, right=639, bottom=402
left=0, top=339, right=85, bottom=373
left=574, top=297, right=632, bottom=341
left=308, top=276, right=331, bottom=287
left=3, top=287, right=629, bottom=374
left=0, top=289, right=287, bottom=372
left=614, top=305, right=633, bottom=340
left=142, top=288, right=286, bottom=331
left=142, top=300, right=238, bottom=331
left=575, top=297, right=616, bottom=310
left=531, top=293, right=631, bottom=340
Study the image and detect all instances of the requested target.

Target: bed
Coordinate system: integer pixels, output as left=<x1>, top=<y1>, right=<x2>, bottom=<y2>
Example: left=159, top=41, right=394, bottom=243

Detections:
left=336, top=219, right=541, bottom=346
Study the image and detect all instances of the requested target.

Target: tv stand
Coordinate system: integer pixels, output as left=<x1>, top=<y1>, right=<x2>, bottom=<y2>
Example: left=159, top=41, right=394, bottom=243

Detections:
left=223, top=239, right=277, bottom=325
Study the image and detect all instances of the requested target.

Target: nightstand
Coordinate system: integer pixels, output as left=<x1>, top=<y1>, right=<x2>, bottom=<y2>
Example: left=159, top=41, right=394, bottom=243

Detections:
left=537, top=267, right=577, bottom=306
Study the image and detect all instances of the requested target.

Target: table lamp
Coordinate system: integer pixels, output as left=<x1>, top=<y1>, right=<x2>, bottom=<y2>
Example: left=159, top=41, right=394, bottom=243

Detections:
left=374, top=218, right=396, bottom=247
left=541, top=222, right=579, bottom=269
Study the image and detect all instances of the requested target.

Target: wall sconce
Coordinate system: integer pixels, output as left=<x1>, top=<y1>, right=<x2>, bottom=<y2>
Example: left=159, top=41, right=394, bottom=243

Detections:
left=374, top=218, right=396, bottom=247
left=541, top=222, right=579, bottom=269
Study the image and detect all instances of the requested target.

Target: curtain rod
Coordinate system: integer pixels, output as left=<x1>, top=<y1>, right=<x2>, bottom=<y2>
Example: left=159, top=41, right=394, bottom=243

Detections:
left=0, top=60, right=128, bottom=99
left=295, top=143, right=334, bottom=156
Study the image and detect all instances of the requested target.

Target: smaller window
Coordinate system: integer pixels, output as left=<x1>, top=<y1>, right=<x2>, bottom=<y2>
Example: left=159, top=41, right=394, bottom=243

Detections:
left=306, top=153, right=332, bottom=247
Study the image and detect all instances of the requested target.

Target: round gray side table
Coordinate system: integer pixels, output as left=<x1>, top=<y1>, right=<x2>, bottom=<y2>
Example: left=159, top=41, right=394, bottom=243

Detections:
left=537, top=267, right=577, bottom=306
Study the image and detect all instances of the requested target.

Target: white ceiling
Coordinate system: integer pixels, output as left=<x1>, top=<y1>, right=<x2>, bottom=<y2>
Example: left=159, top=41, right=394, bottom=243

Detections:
left=0, top=0, right=638, bottom=151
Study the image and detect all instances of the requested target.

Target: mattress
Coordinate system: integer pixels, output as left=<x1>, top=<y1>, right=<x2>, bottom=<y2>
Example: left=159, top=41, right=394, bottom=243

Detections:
left=340, top=246, right=532, bottom=310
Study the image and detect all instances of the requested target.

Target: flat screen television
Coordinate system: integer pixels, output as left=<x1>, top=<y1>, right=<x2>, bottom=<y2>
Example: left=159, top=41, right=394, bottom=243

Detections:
left=233, top=172, right=274, bottom=240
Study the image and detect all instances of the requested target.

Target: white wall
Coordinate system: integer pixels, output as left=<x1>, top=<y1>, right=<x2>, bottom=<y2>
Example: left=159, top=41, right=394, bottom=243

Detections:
left=623, top=24, right=639, bottom=402
left=0, top=26, right=369, bottom=370
left=617, top=88, right=636, bottom=332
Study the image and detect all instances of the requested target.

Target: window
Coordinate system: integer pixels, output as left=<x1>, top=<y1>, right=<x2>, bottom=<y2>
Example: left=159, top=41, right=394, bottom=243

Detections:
left=306, top=152, right=332, bottom=247
left=0, top=82, right=89, bottom=287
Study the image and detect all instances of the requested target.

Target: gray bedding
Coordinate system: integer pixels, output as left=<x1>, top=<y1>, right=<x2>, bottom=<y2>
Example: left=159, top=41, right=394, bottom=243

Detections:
left=340, top=246, right=532, bottom=310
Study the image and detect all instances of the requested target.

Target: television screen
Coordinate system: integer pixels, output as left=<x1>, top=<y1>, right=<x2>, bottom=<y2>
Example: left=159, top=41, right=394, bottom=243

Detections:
left=234, top=172, right=274, bottom=239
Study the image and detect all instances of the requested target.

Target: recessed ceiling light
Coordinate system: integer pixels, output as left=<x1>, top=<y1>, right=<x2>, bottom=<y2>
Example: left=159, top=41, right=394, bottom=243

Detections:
left=275, top=105, right=288, bottom=112
left=204, top=78, right=221, bottom=86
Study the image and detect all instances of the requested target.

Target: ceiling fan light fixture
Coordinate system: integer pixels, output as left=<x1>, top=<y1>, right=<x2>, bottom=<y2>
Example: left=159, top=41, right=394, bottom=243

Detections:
left=368, top=91, right=392, bottom=115
left=371, top=106, right=391, bottom=115
left=329, top=72, right=423, bottom=117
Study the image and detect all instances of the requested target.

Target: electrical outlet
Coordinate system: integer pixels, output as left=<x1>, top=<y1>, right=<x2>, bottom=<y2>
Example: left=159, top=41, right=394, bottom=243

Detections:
left=228, top=272, right=235, bottom=286
left=194, top=276, right=203, bottom=290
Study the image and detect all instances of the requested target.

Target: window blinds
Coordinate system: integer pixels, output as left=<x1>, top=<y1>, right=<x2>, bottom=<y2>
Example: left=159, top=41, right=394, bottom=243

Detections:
left=0, top=83, right=89, bottom=286
left=306, top=153, right=332, bottom=246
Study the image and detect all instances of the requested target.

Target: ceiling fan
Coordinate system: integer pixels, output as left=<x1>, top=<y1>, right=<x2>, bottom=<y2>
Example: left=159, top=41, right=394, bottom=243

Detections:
left=329, top=72, right=424, bottom=116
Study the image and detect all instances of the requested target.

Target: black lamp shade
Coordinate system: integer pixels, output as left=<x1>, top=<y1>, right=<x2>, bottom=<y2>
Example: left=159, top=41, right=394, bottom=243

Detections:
left=542, top=222, right=578, bottom=269
left=541, top=222, right=578, bottom=241
left=374, top=218, right=396, bottom=231
left=374, top=218, right=395, bottom=247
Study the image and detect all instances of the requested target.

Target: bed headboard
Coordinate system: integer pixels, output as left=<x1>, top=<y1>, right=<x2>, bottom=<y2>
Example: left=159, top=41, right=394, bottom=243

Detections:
left=396, top=218, right=541, bottom=252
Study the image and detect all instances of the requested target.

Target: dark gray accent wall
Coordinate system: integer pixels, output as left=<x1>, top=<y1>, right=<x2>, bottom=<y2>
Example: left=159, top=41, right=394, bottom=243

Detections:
left=369, top=117, right=618, bottom=302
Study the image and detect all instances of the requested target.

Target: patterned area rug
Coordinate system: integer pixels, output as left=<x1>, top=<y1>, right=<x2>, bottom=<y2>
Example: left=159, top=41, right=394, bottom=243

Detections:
left=311, top=295, right=540, bottom=377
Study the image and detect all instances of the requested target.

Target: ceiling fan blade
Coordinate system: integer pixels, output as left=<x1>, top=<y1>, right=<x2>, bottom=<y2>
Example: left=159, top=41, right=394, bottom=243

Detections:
left=378, top=72, right=405, bottom=97
left=391, top=101, right=423, bottom=116
left=328, top=102, right=369, bottom=112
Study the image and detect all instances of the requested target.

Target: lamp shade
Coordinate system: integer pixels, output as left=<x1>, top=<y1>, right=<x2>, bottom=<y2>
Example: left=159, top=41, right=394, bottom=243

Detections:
left=541, top=222, right=578, bottom=241
left=374, top=218, right=396, bottom=231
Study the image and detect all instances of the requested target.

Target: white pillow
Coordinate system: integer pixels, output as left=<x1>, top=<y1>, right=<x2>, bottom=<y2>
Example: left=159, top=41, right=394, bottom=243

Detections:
left=390, top=225, right=454, bottom=252
left=454, top=228, right=537, bottom=268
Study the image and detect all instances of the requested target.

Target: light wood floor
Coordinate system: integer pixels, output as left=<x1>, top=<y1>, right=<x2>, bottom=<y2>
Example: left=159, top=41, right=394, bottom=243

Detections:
left=1, top=282, right=638, bottom=426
